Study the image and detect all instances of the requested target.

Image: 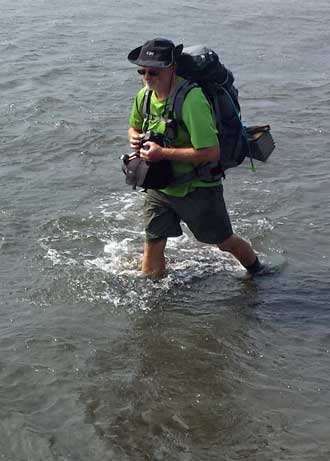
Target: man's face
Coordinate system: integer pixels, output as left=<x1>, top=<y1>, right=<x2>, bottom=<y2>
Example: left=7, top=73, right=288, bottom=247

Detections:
left=137, top=66, right=173, bottom=92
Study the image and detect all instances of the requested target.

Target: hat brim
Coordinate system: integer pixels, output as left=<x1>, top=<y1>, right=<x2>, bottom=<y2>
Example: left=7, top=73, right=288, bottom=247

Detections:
left=128, top=44, right=183, bottom=68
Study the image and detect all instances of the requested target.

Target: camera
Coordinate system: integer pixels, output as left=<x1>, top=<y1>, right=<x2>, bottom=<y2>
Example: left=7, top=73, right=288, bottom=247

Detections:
left=138, top=130, right=168, bottom=149
left=121, top=131, right=168, bottom=166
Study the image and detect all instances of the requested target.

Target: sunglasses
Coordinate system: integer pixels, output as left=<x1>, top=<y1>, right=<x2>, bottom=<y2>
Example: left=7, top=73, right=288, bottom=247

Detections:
left=137, top=69, right=160, bottom=77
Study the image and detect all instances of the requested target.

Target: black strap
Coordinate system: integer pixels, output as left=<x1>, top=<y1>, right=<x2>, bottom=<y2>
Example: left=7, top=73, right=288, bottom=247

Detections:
left=210, top=87, right=224, bottom=137
left=173, top=80, right=223, bottom=179
left=172, top=80, right=199, bottom=125
left=142, top=89, right=152, bottom=133
left=142, top=89, right=152, bottom=119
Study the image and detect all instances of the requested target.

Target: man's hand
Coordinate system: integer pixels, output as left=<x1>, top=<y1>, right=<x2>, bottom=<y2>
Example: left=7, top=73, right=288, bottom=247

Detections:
left=129, top=133, right=143, bottom=151
left=140, top=141, right=164, bottom=162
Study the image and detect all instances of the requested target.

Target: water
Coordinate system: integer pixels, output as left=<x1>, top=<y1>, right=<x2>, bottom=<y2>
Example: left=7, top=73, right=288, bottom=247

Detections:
left=1, top=0, right=330, bottom=459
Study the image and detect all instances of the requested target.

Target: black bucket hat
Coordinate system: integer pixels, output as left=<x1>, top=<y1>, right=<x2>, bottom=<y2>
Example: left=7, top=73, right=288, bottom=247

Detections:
left=128, top=38, right=183, bottom=68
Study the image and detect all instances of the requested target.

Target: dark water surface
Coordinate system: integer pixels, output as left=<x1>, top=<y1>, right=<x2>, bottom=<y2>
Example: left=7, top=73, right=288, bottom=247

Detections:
left=1, top=0, right=330, bottom=459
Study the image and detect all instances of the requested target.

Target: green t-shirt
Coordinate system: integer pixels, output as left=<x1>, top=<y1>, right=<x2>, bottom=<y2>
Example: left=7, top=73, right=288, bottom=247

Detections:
left=129, top=79, right=220, bottom=197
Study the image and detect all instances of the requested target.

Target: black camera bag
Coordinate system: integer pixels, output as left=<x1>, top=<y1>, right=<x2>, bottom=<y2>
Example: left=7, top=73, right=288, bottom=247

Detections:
left=122, top=154, right=174, bottom=190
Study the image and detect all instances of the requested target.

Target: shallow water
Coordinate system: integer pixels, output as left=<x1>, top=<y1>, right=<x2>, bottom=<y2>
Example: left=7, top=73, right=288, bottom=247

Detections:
left=1, top=0, right=330, bottom=459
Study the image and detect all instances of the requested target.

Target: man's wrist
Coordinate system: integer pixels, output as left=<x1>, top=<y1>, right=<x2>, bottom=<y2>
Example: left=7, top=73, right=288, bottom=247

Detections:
left=161, top=146, right=173, bottom=160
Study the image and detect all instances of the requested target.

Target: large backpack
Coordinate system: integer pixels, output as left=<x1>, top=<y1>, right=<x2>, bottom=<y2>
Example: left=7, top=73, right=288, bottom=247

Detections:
left=174, top=45, right=274, bottom=175
left=175, top=45, right=246, bottom=174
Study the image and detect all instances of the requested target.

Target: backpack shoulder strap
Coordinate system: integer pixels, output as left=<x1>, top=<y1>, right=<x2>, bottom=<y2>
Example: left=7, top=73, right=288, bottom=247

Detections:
left=172, top=80, right=199, bottom=125
left=142, top=89, right=152, bottom=118
left=209, top=84, right=224, bottom=137
left=171, top=80, right=224, bottom=182
left=141, top=89, right=152, bottom=133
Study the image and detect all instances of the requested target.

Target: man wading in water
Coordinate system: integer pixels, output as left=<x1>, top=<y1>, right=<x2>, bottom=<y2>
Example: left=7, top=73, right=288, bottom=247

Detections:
left=127, top=38, right=267, bottom=279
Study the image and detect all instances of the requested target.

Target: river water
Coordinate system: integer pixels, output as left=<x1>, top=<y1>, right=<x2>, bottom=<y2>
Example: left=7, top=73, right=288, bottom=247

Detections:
left=1, top=0, right=330, bottom=459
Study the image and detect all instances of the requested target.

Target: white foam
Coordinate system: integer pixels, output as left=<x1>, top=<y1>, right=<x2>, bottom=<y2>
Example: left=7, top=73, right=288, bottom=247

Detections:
left=45, top=248, right=62, bottom=265
left=104, top=237, right=134, bottom=256
left=257, top=217, right=274, bottom=230
left=45, top=248, right=78, bottom=267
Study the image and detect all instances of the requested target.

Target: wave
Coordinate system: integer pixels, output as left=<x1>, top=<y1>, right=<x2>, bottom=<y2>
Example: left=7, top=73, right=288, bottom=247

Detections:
left=35, top=192, right=270, bottom=312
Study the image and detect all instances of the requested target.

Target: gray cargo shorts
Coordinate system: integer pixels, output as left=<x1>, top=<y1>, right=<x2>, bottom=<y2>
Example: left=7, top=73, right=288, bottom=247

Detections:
left=143, top=185, right=233, bottom=244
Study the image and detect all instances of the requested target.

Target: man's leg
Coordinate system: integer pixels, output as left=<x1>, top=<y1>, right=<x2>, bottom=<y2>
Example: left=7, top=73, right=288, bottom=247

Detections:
left=142, top=239, right=167, bottom=279
left=217, top=234, right=257, bottom=268
left=168, top=187, right=262, bottom=274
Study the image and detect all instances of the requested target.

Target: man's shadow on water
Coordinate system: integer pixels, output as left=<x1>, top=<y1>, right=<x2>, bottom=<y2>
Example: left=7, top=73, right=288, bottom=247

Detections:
left=78, top=272, right=275, bottom=459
